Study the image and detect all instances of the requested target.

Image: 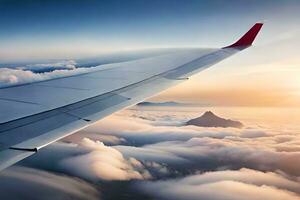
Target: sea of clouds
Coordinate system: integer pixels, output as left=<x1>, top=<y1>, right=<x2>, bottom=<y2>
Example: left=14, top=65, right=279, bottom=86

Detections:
left=0, top=107, right=299, bottom=200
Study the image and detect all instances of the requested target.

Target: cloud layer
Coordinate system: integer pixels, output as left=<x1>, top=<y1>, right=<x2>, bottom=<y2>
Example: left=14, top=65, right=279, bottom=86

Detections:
left=23, top=138, right=151, bottom=182
left=59, top=138, right=151, bottom=181
left=70, top=112, right=300, bottom=177
left=12, top=107, right=300, bottom=199
left=138, top=168, right=300, bottom=200
left=0, top=167, right=100, bottom=200
left=0, top=60, right=101, bottom=88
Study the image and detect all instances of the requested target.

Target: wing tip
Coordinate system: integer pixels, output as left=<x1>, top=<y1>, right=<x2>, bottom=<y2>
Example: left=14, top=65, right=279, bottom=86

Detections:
left=223, top=22, right=264, bottom=49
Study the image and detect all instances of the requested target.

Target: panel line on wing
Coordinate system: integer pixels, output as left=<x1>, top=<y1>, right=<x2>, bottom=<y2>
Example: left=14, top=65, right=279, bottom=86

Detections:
left=0, top=97, right=42, bottom=106
left=36, top=84, right=91, bottom=91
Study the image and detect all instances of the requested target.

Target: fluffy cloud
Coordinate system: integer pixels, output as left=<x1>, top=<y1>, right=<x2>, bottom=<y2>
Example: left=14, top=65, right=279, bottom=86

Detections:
left=59, top=138, right=150, bottom=181
left=23, top=138, right=151, bottom=182
left=80, top=115, right=241, bottom=146
left=64, top=130, right=126, bottom=145
left=0, top=61, right=102, bottom=88
left=21, top=60, right=77, bottom=72
left=138, top=168, right=300, bottom=200
left=0, top=166, right=100, bottom=200
left=115, top=135, right=300, bottom=177
left=72, top=113, right=300, bottom=177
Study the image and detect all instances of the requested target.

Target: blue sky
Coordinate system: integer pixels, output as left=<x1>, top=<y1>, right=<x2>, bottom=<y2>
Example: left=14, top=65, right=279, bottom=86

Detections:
left=0, top=0, right=299, bottom=60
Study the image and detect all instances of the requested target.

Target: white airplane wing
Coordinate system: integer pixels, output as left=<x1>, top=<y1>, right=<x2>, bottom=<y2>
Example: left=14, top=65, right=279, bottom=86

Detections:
left=0, top=23, right=263, bottom=171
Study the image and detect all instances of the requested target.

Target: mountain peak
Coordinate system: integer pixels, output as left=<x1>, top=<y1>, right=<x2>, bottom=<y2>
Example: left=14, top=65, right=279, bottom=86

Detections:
left=186, top=111, right=243, bottom=128
left=203, top=111, right=215, bottom=116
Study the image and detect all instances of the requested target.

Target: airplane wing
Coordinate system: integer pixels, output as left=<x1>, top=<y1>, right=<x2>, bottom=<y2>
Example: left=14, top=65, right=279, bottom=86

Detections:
left=0, top=23, right=263, bottom=171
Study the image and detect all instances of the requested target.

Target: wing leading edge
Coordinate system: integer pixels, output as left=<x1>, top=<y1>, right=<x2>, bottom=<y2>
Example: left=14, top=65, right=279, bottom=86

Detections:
left=0, top=23, right=263, bottom=171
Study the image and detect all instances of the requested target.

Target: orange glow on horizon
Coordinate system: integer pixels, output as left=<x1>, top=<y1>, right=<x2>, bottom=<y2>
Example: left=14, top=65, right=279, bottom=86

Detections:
left=154, top=60, right=300, bottom=107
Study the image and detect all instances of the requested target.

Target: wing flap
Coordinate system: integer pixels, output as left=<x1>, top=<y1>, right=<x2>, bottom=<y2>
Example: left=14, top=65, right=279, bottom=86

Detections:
left=0, top=149, right=35, bottom=171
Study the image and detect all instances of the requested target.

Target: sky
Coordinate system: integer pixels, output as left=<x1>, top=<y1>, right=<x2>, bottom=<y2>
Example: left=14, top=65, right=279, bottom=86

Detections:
left=0, top=0, right=299, bottom=106
left=0, top=0, right=298, bottom=58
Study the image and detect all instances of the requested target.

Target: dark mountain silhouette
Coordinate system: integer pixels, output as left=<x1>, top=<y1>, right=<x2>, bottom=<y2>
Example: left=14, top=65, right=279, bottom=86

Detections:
left=186, top=111, right=243, bottom=128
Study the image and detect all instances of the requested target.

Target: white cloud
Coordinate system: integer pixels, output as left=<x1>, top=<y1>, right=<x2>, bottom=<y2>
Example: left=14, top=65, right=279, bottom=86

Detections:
left=76, top=113, right=300, bottom=177
left=138, top=168, right=300, bottom=200
left=59, top=138, right=151, bottom=181
left=63, top=130, right=126, bottom=145
left=21, top=60, right=77, bottom=71
left=25, top=138, right=151, bottom=181
left=0, top=61, right=101, bottom=88
left=0, top=166, right=100, bottom=200
left=115, top=136, right=300, bottom=177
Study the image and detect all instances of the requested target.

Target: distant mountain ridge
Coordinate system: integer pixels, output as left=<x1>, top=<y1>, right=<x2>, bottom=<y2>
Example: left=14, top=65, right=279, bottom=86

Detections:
left=186, top=111, right=243, bottom=128
left=136, top=101, right=195, bottom=107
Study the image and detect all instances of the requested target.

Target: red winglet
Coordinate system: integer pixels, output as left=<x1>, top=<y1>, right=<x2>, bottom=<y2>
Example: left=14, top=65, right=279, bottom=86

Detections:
left=223, top=23, right=263, bottom=49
